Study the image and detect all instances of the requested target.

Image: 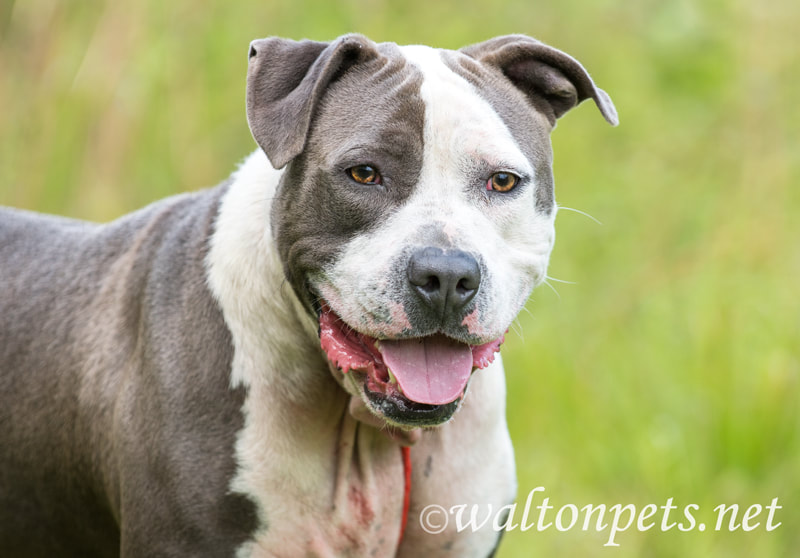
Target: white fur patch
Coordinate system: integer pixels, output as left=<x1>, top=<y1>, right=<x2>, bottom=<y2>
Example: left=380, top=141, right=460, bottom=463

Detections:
left=207, top=152, right=406, bottom=557
left=207, top=151, right=318, bottom=391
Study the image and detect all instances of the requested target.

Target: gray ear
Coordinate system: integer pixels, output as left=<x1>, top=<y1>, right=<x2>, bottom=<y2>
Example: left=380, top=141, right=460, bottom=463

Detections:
left=462, top=35, right=618, bottom=127
left=246, top=34, right=380, bottom=168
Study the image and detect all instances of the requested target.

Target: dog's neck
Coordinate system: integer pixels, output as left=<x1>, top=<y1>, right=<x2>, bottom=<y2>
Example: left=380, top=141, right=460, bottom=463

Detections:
left=205, top=150, right=406, bottom=552
left=207, top=150, right=319, bottom=387
left=206, top=149, right=347, bottom=419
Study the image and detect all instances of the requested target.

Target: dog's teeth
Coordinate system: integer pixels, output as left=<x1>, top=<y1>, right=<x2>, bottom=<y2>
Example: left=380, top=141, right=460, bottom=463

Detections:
left=386, top=369, right=404, bottom=394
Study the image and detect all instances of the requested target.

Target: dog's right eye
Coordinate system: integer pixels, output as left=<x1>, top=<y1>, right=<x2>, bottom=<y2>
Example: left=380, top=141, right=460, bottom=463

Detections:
left=487, top=172, right=519, bottom=193
left=347, top=165, right=382, bottom=185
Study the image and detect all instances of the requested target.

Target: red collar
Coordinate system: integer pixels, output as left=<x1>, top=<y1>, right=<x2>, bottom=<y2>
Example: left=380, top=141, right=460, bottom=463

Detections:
left=398, top=446, right=412, bottom=547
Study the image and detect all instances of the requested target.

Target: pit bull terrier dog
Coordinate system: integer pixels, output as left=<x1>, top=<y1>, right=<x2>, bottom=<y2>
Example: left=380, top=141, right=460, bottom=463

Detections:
left=0, top=34, right=616, bottom=557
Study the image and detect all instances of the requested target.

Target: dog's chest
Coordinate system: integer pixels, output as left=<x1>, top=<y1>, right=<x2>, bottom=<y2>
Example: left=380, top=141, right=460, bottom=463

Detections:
left=231, top=380, right=407, bottom=557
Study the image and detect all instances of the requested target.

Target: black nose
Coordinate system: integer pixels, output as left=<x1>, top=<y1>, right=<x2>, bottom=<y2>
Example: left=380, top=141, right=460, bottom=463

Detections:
left=407, top=247, right=481, bottom=320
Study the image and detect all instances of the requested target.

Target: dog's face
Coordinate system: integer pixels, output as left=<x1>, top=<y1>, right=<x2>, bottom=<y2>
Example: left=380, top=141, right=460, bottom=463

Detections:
left=246, top=35, right=616, bottom=429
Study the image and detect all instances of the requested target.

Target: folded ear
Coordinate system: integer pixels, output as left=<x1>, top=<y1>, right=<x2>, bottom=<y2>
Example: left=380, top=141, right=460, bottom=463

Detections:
left=246, top=34, right=380, bottom=168
left=461, top=35, right=618, bottom=127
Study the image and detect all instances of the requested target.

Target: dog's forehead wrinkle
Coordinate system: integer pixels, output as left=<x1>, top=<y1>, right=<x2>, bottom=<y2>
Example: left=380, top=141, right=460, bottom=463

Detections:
left=313, top=48, right=423, bottom=145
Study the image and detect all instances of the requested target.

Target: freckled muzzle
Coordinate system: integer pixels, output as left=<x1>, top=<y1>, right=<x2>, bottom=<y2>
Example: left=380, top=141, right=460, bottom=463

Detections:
left=318, top=303, right=503, bottom=427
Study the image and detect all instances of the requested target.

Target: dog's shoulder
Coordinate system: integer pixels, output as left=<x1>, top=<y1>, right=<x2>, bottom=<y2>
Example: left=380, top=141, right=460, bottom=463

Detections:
left=1, top=183, right=229, bottom=277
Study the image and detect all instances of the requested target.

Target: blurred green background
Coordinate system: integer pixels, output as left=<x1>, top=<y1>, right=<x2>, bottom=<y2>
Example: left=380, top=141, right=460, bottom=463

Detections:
left=1, top=0, right=798, bottom=556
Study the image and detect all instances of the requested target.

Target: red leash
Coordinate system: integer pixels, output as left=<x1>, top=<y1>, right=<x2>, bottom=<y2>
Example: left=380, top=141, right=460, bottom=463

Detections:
left=398, top=446, right=412, bottom=547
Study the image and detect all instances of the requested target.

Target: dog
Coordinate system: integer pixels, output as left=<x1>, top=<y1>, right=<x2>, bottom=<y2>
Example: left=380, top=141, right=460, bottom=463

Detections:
left=0, top=34, right=616, bottom=557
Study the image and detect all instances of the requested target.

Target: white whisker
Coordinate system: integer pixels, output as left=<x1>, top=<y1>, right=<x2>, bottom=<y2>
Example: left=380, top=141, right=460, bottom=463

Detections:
left=510, top=318, right=524, bottom=341
left=557, top=205, right=602, bottom=225
left=542, top=278, right=561, bottom=299
left=545, top=275, right=577, bottom=285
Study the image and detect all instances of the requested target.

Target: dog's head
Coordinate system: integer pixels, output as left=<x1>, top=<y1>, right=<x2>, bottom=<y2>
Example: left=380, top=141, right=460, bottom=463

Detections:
left=245, top=34, right=616, bottom=429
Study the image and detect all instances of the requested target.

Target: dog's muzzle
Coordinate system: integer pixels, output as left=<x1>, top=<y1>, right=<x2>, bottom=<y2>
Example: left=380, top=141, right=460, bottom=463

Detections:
left=316, top=246, right=504, bottom=428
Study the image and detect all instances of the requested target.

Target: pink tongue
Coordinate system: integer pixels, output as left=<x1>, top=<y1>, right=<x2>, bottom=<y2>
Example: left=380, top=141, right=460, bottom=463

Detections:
left=378, top=335, right=473, bottom=405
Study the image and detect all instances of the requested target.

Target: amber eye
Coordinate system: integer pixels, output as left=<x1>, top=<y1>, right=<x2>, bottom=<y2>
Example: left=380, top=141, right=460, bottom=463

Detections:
left=347, top=165, right=381, bottom=185
left=487, top=172, right=519, bottom=193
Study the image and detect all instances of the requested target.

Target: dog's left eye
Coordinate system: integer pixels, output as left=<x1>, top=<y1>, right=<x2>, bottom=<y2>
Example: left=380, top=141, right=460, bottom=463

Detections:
left=347, top=165, right=382, bottom=185
left=487, top=172, right=520, bottom=193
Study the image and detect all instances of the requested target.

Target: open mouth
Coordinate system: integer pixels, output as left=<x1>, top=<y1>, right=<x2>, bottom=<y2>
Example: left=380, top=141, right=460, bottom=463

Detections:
left=319, top=303, right=503, bottom=427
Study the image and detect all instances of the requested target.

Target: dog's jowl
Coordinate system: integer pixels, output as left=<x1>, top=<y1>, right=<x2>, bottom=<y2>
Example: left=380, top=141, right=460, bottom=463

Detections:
left=0, top=34, right=616, bottom=557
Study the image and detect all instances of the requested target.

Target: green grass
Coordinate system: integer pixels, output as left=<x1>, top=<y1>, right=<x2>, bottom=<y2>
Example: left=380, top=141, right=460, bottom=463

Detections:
left=2, top=1, right=798, bottom=556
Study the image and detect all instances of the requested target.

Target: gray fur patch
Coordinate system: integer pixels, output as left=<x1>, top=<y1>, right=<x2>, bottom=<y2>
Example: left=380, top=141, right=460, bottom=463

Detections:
left=268, top=41, right=425, bottom=310
left=0, top=187, right=258, bottom=555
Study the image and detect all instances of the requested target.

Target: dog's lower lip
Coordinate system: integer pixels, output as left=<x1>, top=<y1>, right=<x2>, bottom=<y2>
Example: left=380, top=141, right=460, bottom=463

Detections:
left=364, top=384, right=460, bottom=426
left=368, top=385, right=440, bottom=411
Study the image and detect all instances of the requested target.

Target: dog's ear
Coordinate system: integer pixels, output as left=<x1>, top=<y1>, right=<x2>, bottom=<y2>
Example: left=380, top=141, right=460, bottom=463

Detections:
left=246, top=34, right=380, bottom=168
left=461, top=35, right=618, bottom=127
